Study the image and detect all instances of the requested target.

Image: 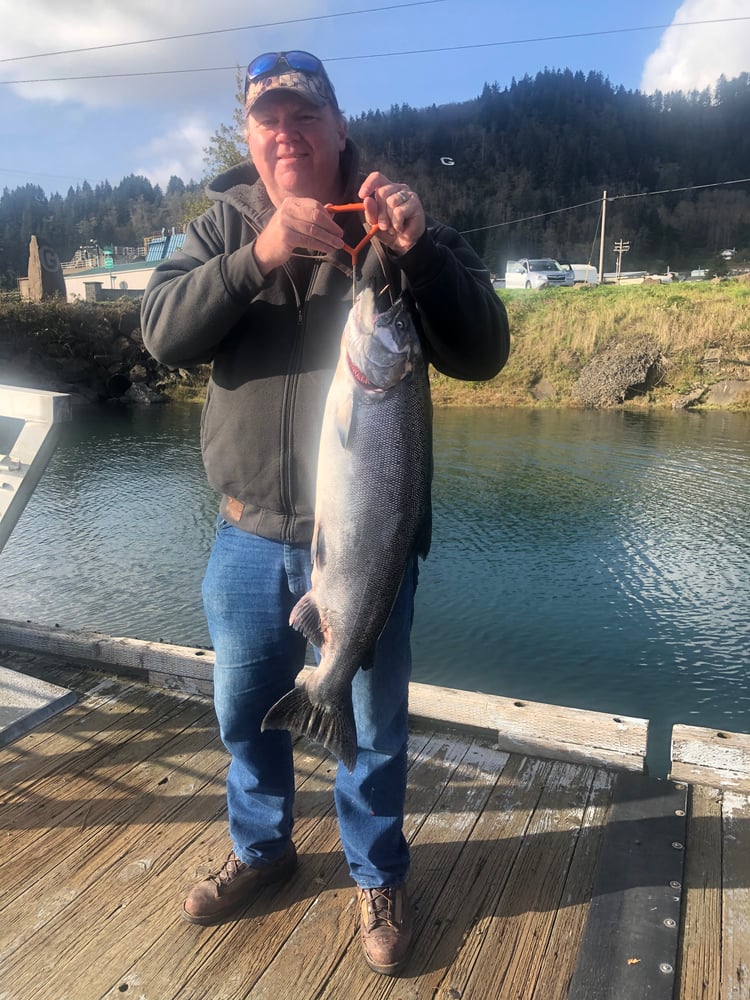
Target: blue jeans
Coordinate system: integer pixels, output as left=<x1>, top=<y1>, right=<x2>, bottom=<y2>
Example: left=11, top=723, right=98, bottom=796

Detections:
left=201, top=518, right=417, bottom=888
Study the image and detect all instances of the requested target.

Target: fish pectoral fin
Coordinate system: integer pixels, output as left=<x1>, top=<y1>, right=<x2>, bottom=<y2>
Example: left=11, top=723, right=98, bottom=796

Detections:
left=311, top=522, right=326, bottom=569
left=289, top=592, right=326, bottom=648
left=261, top=685, right=358, bottom=772
left=334, top=390, right=355, bottom=449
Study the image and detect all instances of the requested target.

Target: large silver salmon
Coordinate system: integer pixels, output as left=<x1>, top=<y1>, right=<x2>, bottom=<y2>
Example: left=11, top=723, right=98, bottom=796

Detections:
left=261, top=287, right=432, bottom=771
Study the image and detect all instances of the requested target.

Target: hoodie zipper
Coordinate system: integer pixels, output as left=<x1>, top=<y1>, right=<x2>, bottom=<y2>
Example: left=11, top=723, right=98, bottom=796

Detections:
left=242, top=209, right=307, bottom=541
left=278, top=257, right=318, bottom=542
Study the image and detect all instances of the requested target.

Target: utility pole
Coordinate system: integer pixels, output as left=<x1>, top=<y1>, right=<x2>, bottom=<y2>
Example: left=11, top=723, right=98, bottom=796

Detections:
left=613, top=239, right=630, bottom=282
left=598, top=190, right=607, bottom=283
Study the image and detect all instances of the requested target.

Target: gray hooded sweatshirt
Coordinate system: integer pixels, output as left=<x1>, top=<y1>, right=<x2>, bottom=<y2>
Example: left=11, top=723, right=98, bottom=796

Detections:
left=141, top=140, right=509, bottom=544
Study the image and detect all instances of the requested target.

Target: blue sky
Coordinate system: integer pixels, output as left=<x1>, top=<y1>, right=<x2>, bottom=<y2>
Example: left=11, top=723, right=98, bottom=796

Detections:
left=1, top=0, right=749, bottom=196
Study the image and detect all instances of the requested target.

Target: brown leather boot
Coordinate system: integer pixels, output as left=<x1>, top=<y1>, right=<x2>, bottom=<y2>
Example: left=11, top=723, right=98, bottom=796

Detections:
left=357, top=885, right=413, bottom=975
left=182, top=843, right=297, bottom=925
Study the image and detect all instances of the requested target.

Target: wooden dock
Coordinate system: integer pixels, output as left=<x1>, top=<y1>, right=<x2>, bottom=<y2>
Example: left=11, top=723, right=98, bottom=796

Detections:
left=1, top=637, right=749, bottom=1000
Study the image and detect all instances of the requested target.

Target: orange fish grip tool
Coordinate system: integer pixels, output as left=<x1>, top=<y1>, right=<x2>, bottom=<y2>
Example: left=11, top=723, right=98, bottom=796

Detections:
left=325, top=202, right=379, bottom=267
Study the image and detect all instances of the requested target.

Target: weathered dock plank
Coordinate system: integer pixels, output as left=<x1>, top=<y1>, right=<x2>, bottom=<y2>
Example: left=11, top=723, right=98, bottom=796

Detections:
left=0, top=649, right=748, bottom=999
left=102, top=732, right=453, bottom=999
left=1, top=697, right=219, bottom=929
left=671, top=723, right=750, bottom=793
left=405, top=754, right=557, bottom=1000
left=0, top=618, right=650, bottom=772
left=722, top=791, right=750, bottom=999
left=678, top=783, right=723, bottom=1000
left=3, top=754, right=230, bottom=998
left=318, top=744, right=522, bottom=1000
left=0, top=618, right=216, bottom=696
left=534, top=768, right=617, bottom=1000
left=460, top=760, right=598, bottom=1000
left=0, top=656, right=606, bottom=1000
left=408, top=681, right=648, bottom=772
left=96, top=746, right=344, bottom=1000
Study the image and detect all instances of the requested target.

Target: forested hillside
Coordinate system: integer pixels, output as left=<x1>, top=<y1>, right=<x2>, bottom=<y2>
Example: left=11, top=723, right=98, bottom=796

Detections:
left=350, top=69, right=750, bottom=274
left=2, top=68, right=749, bottom=289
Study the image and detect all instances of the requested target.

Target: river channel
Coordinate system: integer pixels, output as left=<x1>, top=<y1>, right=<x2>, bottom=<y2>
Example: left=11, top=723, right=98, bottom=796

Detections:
left=2, top=402, right=748, bottom=776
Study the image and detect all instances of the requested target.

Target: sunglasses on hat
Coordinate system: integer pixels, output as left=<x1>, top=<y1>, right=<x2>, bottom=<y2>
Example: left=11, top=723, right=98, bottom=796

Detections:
left=247, top=51, right=324, bottom=83
left=245, top=51, right=337, bottom=102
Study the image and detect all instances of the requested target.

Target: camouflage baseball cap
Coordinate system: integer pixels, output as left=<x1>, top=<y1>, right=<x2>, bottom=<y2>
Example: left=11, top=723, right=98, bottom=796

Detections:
left=245, top=51, right=340, bottom=115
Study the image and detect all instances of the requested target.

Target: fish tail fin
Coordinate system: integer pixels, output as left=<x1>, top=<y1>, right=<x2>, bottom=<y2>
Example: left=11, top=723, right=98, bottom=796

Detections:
left=261, top=685, right=358, bottom=773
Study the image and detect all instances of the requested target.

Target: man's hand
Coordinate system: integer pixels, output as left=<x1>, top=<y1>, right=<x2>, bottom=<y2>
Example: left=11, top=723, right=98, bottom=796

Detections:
left=253, top=197, right=344, bottom=275
left=359, top=172, right=426, bottom=256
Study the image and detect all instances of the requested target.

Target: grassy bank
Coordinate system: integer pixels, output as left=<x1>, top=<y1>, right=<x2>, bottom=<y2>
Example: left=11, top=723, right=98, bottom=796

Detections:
left=2, top=283, right=749, bottom=411
left=430, top=279, right=750, bottom=410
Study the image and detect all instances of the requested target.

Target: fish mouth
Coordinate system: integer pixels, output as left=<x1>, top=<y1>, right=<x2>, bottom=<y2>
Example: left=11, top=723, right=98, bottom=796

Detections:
left=347, top=351, right=384, bottom=390
left=347, top=291, right=415, bottom=390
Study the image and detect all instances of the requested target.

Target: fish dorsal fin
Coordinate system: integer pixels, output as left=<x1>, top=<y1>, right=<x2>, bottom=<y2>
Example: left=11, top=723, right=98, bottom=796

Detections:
left=289, top=592, right=326, bottom=648
left=334, top=389, right=355, bottom=449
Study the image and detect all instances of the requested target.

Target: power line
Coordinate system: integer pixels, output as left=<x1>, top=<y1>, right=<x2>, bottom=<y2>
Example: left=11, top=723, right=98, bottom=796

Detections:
left=2, top=16, right=749, bottom=86
left=326, top=17, right=750, bottom=65
left=461, top=199, right=601, bottom=235
left=0, top=166, right=90, bottom=184
left=0, top=65, right=242, bottom=85
left=0, top=1, right=447, bottom=64
left=610, top=177, right=750, bottom=201
left=459, top=178, right=750, bottom=235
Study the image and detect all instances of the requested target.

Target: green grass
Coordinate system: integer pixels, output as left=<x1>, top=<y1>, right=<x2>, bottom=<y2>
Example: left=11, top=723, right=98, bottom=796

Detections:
left=430, top=279, right=750, bottom=409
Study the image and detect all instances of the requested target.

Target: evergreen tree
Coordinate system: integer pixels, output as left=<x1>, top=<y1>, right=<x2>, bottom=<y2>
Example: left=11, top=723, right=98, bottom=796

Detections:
left=2, top=69, right=750, bottom=288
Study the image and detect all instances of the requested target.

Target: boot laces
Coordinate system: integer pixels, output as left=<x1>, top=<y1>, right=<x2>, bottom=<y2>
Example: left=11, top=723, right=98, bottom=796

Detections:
left=362, top=887, right=399, bottom=931
left=209, top=851, right=248, bottom=888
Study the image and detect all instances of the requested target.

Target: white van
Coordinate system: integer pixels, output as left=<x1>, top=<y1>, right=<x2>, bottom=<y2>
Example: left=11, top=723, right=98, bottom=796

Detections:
left=505, top=258, right=574, bottom=289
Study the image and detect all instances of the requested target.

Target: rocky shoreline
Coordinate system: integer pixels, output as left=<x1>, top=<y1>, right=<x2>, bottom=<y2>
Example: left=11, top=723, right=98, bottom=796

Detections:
left=0, top=297, right=208, bottom=406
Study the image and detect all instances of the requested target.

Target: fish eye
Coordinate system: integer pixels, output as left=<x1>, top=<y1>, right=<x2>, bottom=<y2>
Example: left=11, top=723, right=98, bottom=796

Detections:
left=395, top=319, right=404, bottom=329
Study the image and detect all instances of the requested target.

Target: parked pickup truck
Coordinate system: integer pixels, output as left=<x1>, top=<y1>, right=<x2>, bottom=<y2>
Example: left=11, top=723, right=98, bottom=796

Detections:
left=505, top=258, right=575, bottom=289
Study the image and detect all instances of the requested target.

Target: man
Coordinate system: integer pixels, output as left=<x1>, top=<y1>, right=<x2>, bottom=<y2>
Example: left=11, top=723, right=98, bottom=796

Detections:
left=141, top=50, right=509, bottom=976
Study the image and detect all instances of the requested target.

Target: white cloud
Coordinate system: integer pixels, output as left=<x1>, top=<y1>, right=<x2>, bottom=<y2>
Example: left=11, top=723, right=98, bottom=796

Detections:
left=133, top=116, right=221, bottom=188
left=0, top=0, right=331, bottom=192
left=0, top=0, right=314, bottom=108
left=641, top=0, right=750, bottom=94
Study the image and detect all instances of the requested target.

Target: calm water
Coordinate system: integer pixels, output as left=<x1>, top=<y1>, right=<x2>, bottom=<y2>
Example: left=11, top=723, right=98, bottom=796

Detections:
left=2, top=403, right=749, bottom=775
